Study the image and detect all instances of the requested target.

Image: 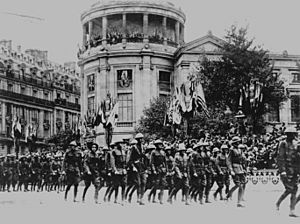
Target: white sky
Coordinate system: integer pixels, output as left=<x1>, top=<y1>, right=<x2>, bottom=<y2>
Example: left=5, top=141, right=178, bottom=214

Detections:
left=1, top=0, right=300, bottom=64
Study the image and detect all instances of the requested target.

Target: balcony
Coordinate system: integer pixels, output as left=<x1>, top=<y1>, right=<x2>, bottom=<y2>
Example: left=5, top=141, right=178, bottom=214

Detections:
left=0, top=89, right=54, bottom=108
left=116, top=121, right=134, bottom=127
left=167, top=40, right=178, bottom=48
left=54, top=98, right=80, bottom=111
left=2, top=71, right=53, bottom=89
left=159, top=81, right=171, bottom=92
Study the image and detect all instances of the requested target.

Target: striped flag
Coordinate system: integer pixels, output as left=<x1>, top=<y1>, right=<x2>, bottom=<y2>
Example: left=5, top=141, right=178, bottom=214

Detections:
left=192, top=81, right=209, bottom=118
left=106, top=102, right=119, bottom=128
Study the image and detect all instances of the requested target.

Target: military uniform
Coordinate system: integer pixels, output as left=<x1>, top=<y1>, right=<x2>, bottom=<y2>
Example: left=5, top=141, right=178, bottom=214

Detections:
left=82, top=150, right=102, bottom=203
left=168, top=146, right=190, bottom=205
left=276, top=137, right=300, bottom=216
left=110, top=143, right=127, bottom=204
left=18, top=156, right=31, bottom=191
left=214, top=149, right=230, bottom=200
left=63, top=142, right=82, bottom=202
left=149, top=143, right=167, bottom=204
left=227, top=142, right=246, bottom=207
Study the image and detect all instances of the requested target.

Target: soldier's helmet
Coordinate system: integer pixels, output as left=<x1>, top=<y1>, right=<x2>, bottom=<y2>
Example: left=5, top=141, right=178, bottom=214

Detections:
left=220, top=144, right=229, bottom=150
left=212, top=147, right=220, bottom=153
left=285, top=126, right=297, bottom=134
left=147, top=144, right=156, bottom=150
left=130, top=139, right=138, bottom=145
left=135, top=133, right=144, bottom=139
left=69, top=141, right=77, bottom=146
left=154, top=139, right=163, bottom=145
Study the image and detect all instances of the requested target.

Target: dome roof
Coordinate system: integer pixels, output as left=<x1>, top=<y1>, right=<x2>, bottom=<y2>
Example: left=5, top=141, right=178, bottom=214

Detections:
left=90, top=0, right=182, bottom=12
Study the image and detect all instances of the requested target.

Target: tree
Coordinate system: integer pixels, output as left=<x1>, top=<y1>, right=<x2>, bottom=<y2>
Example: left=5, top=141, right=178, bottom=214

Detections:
left=199, top=25, right=287, bottom=134
left=136, top=97, right=173, bottom=140
left=47, top=129, right=78, bottom=151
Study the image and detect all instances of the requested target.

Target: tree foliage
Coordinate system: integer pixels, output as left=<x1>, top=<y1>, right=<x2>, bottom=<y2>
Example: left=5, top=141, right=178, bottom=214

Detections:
left=136, top=97, right=172, bottom=140
left=47, top=129, right=78, bottom=150
left=198, top=25, right=287, bottom=133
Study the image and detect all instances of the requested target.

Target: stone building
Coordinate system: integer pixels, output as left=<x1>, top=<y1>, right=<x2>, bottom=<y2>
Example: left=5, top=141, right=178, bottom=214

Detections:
left=78, top=0, right=300, bottom=144
left=0, top=40, right=81, bottom=155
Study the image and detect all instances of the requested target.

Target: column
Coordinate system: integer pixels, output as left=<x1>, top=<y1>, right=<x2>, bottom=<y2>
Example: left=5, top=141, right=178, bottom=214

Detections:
left=2, top=103, right=5, bottom=134
left=122, top=14, right=127, bottom=43
left=175, top=21, right=180, bottom=44
left=102, top=16, right=107, bottom=46
left=88, top=20, right=93, bottom=49
left=143, top=13, right=148, bottom=42
left=181, top=24, right=185, bottom=43
left=62, top=110, right=65, bottom=130
left=82, top=24, right=87, bottom=47
left=53, top=109, right=56, bottom=135
left=38, top=110, right=44, bottom=138
left=163, top=17, right=167, bottom=46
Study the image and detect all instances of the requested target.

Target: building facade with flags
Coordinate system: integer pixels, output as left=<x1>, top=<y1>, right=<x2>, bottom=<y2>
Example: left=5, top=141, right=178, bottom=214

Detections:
left=0, top=40, right=81, bottom=155
left=78, top=0, right=300, bottom=144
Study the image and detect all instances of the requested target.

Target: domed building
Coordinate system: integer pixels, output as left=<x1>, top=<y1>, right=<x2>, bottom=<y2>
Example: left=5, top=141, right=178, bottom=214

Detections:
left=78, top=0, right=300, bottom=144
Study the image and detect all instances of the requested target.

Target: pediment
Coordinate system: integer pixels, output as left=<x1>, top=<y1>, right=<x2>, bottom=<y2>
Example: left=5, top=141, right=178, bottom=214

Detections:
left=179, top=34, right=226, bottom=54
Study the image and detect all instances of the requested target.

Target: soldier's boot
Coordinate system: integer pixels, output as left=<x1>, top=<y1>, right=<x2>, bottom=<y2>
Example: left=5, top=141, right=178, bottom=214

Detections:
left=158, top=191, right=164, bottom=204
left=276, top=190, right=289, bottom=211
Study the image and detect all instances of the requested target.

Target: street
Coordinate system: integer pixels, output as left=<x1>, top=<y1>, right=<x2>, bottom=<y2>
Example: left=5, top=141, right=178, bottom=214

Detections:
left=0, top=183, right=300, bottom=224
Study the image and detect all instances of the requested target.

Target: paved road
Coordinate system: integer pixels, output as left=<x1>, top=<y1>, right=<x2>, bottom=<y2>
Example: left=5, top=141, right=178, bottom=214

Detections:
left=0, top=183, right=300, bottom=224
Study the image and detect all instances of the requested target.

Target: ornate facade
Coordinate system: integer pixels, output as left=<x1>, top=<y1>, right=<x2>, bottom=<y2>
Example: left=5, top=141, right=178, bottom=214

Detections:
left=0, top=40, right=81, bottom=155
left=79, top=0, right=300, bottom=144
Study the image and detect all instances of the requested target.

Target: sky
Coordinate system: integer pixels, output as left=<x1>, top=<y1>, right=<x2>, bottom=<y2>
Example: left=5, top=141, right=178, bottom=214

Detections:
left=1, top=0, right=300, bottom=64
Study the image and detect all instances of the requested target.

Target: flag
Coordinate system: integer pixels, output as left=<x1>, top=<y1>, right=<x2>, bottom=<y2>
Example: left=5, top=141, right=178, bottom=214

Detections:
left=11, top=116, right=21, bottom=139
left=94, top=102, right=106, bottom=127
left=193, top=81, right=209, bottom=118
left=106, top=102, right=119, bottom=128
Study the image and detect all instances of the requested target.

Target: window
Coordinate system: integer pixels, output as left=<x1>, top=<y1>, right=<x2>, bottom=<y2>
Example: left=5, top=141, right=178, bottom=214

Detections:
left=57, top=92, right=61, bottom=99
left=87, top=74, right=95, bottom=92
left=292, top=73, right=300, bottom=83
left=66, top=94, right=70, bottom=102
left=33, top=89, right=38, bottom=98
left=291, top=95, right=300, bottom=122
left=75, top=98, right=79, bottom=104
left=117, top=70, right=132, bottom=89
left=267, top=104, right=280, bottom=122
left=21, top=86, right=26, bottom=95
left=44, top=91, right=49, bottom=100
left=159, top=71, right=171, bottom=92
left=88, top=96, right=95, bottom=114
left=118, top=93, right=133, bottom=121
left=8, top=83, right=13, bottom=92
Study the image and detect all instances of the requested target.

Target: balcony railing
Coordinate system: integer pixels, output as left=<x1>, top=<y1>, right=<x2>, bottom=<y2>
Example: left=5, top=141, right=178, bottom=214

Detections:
left=167, top=40, right=178, bottom=48
left=54, top=98, right=80, bottom=111
left=0, top=89, right=54, bottom=108
left=116, top=121, right=134, bottom=127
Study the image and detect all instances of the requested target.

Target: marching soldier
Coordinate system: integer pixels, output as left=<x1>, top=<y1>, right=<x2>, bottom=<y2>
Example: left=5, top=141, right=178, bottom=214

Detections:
left=165, top=146, right=175, bottom=200
left=149, top=140, right=167, bottom=204
left=168, top=143, right=190, bottom=205
left=2, top=155, right=14, bottom=192
left=128, top=133, right=148, bottom=205
left=214, top=144, right=230, bottom=200
left=203, top=144, right=215, bottom=203
left=110, top=140, right=127, bottom=205
left=82, top=143, right=103, bottom=204
left=276, top=127, right=300, bottom=217
left=63, top=141, right=83, bottom=202
left=226, top=137, right=247, bottom=207
left=18, top=155, right=31, bottom=192
left=30, top=153, right=42, bottom=192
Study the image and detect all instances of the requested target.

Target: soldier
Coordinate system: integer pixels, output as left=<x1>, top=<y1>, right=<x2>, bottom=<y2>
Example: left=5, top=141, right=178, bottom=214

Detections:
left=51, top=155, right=62, bottom=193
left=63, top=141, right=83, bottom=202
left=0, top=155, right=5, bottom=191
left=168, top=143, right=190, bottom=205
left=103, top=143, right=114, bottom=202
left=190, top=143, right=206, bottom=204
left=110, top=140, right=127, bottom=205
left=226, top=137, right=247, bottom=207
left=18, top=155, right=31, bottom=192
left=128, top=133, right=148, bottom=205
left=149, top=140, right=167, bottom=204
left=2, top=155, right=14, bottom=192
left=41, top=154, right=53, bottom=192
left=214, top=144, right=230, bottom=200
left=165, top=146, right=175, bottom=200
left=82, top=143, right=103, bottom=204
left=10, top=154, right=19, bottom=191
left=276, top=127, right=300, bottom=217
left=203, top=143, right=215, bottom=203
left=124, top=139, right=138, bottom=203
left=30, top=153, right=42, bottom=191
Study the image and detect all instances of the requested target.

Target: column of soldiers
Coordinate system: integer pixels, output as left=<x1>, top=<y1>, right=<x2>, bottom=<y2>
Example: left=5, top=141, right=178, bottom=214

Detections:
left=1, top=129, right=300, bottom=216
